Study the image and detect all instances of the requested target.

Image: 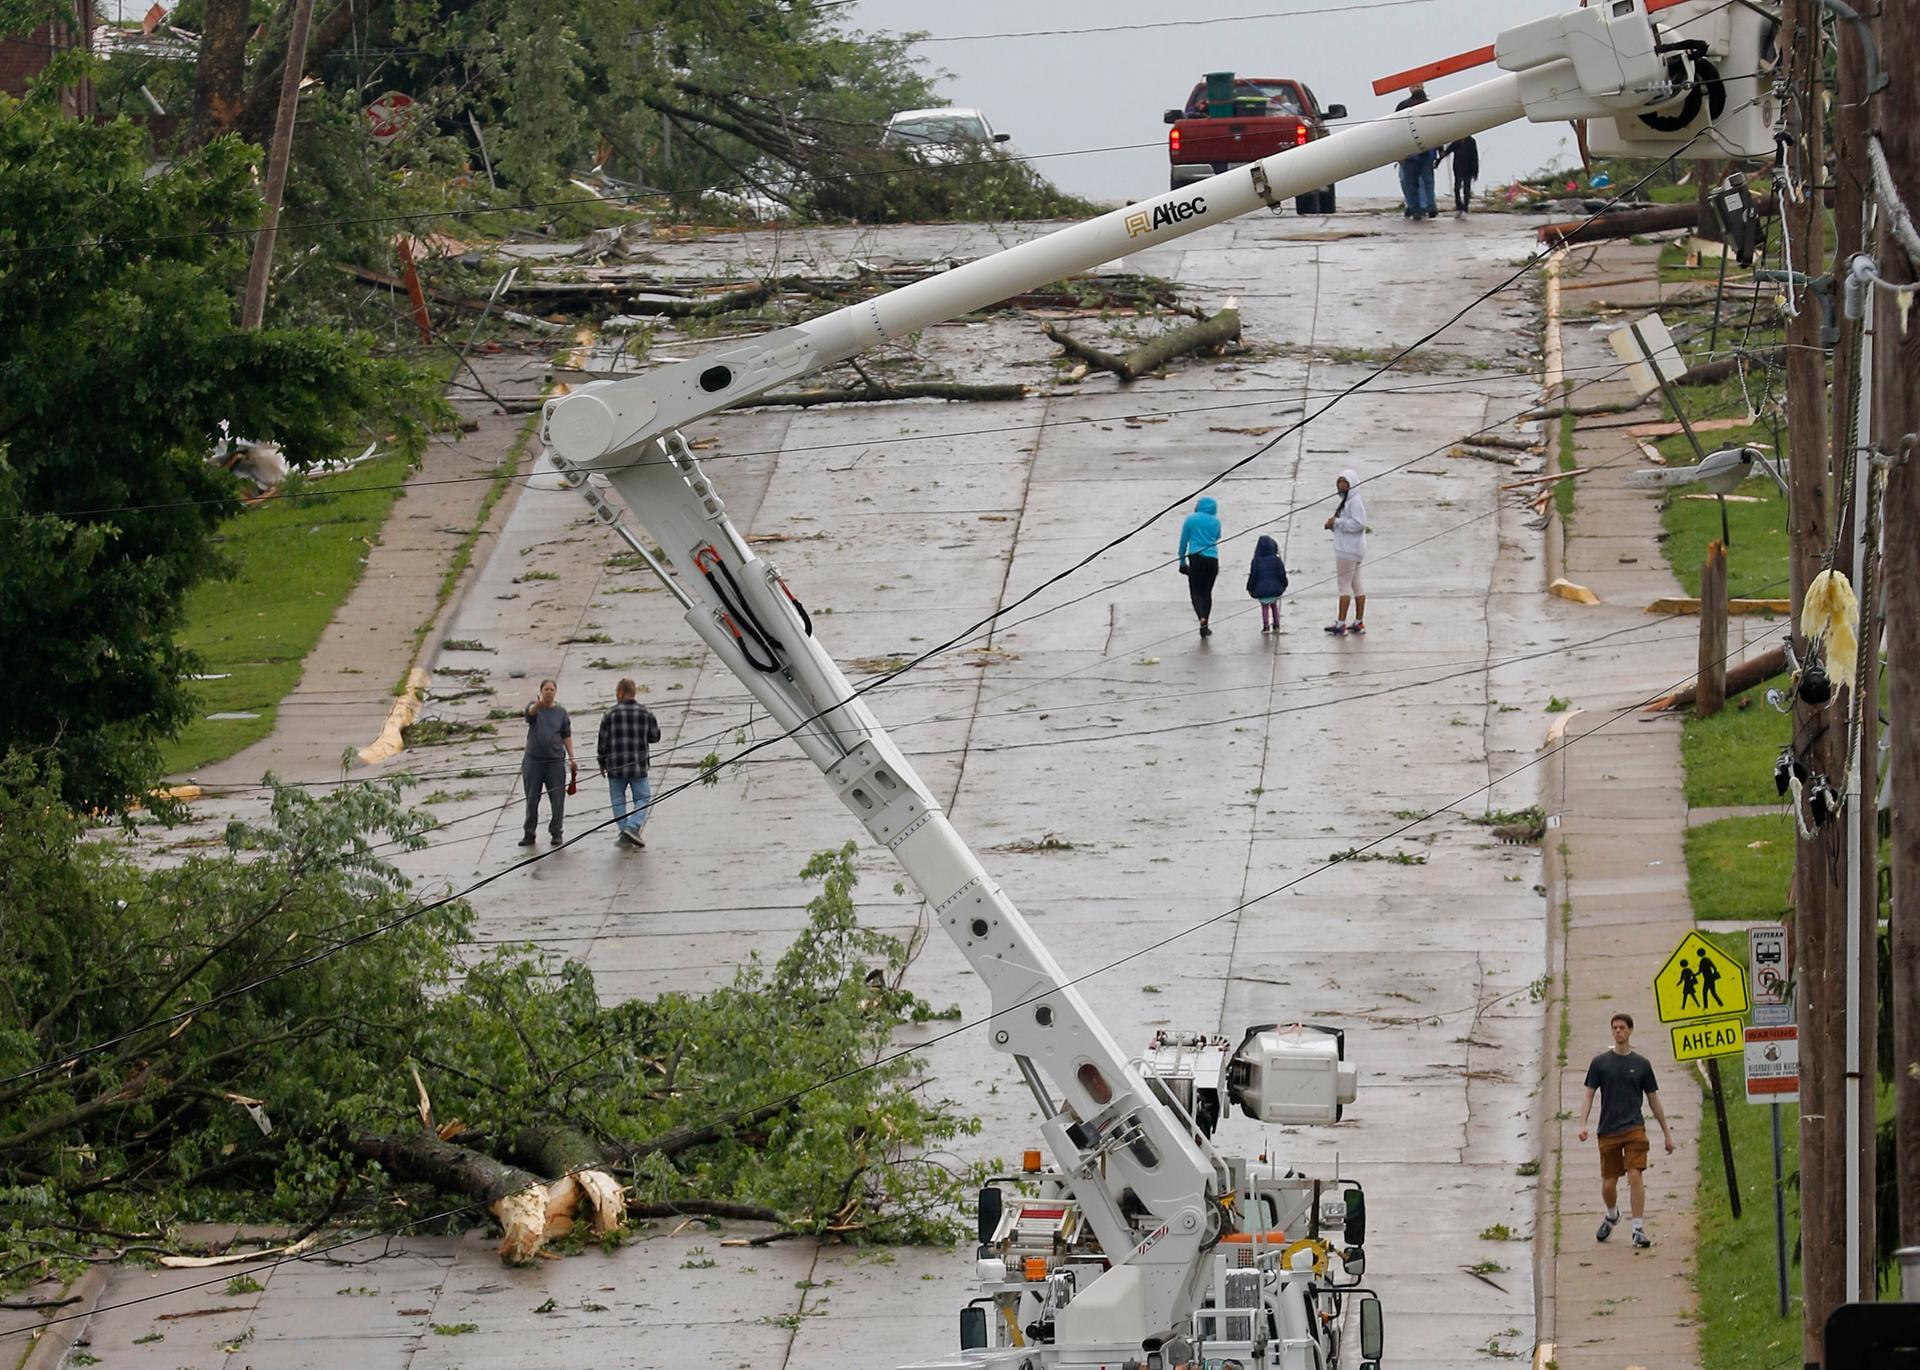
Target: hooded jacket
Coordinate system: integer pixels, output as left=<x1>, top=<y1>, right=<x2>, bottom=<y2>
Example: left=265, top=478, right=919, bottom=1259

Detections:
left=1246, top=534, right=1289, bottom=600
left=1179, top=497, right=1221, bottom=564
left=1330, top=469, right=1367, bottom=561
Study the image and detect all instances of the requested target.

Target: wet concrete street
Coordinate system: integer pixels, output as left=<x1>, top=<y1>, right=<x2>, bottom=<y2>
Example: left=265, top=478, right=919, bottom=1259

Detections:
left=71, top=202, right=1577, bottom=1368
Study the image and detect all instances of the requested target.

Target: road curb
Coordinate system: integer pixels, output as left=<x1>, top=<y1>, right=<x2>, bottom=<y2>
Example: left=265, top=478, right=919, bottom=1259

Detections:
left=18, top=1265, right=106, bottom=1370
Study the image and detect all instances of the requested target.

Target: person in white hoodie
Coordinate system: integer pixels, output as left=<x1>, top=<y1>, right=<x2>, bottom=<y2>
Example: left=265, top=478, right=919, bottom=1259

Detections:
left=1323, top=469, right=1368, bottom=635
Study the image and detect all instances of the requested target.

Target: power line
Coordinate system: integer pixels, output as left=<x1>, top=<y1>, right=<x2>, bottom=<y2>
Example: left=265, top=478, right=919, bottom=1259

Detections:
left=0, top=352, right=1667, bottom=527
left=905, top=0, right=1451, bottom=44
left=0, top=617, right=1789, bottom=1344
left=0, top=146, right=1711, bottom=1093
left=1, top=72, right=1741, bottom=263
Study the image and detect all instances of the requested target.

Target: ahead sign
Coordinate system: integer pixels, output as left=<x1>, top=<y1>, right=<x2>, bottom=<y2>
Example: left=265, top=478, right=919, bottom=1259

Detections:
left=1655, top=931, right=1750, bottom=1023
left=1671, top=1014, right=1744, bottom=1062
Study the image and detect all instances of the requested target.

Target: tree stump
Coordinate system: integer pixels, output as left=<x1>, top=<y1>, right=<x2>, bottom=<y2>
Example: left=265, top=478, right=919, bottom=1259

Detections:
left=1697, top=540, right=1729, bottom=718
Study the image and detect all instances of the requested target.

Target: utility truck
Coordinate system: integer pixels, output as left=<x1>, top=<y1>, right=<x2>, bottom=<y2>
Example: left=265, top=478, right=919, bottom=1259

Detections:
left=537, top=3, right=1775, bottom=1364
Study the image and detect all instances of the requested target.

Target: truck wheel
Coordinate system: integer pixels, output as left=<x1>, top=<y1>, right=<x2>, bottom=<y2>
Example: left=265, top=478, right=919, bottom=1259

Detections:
left=1318, top=186, right=1337, bottom=214
left=1294, top=194, right=1316, bottom=216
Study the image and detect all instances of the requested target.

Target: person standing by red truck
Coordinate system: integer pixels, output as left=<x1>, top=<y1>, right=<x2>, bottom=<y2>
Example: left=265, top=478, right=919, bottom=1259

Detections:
left=1393, top=85, right=1437, bottom=219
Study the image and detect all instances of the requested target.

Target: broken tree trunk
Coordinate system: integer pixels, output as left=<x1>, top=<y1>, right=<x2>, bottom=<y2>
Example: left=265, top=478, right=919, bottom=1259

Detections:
left=1465, top=433, right=1545, bottom=452
left=737, top=382, right=1025, bottom=408
left=1044, top=308, right=1241, bottom=383
left=343, top=1130, right=556, bottom=1262
left=505, top=1125, right=628, bottom=1236
left=1649, top=644, right=1789, bottom=712
left=1675, top=346, right=1787, bottom=386
left=1519, top=397, right=1646, bottom=421
left=1536, top=196, right=1777, bottom=246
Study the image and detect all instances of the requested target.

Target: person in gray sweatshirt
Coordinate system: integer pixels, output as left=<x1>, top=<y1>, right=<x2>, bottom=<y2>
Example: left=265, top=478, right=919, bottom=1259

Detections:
left=519, top=678, right=577, bottom=847
left=1323, top=468, right=1369, bottom=635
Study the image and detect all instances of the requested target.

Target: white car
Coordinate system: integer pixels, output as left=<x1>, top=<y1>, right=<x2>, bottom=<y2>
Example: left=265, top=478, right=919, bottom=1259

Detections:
left=881, top=107, right=1011, bottom=161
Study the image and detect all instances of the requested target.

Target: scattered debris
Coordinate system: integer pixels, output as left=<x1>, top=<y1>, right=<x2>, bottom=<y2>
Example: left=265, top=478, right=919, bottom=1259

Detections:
left=1548, top=578, right=1600, bottom=605
left=1539, top=709, right=1587, bottom=750
left=1044, top=307, right=1242, bottom=383
left=1643, top=596, right=1791, bottom=616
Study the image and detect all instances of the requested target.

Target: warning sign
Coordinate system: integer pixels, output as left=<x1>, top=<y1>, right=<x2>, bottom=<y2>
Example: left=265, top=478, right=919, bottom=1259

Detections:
left=1655, top=931, right=1749, bottom=1023
left=1744, top=1024, right=1799, bottom=1104
left=1672, top=1015, right=1744, bottom=1062
left=1748, top=924, right=1789, bottom=1006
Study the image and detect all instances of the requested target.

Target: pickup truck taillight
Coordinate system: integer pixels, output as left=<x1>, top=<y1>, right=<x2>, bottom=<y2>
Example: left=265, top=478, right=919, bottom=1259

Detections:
left=1170, top=127, right=1181, bottom=153
left=1295, top=124, right=1310, bottom=147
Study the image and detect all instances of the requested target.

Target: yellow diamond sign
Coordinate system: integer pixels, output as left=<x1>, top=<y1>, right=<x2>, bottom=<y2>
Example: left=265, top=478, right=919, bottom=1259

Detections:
left=1655, top=931, right=1749, bottom=1024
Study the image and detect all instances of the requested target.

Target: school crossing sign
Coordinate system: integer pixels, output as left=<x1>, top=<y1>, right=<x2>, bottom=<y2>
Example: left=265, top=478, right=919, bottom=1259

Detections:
left=1655, top=931, right=1749, bottom=1062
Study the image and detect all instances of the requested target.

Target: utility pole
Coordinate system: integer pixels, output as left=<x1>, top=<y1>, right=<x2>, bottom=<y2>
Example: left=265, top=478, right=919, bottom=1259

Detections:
left=1779, top=1, right=1844, bottom=1356
left=1828, top=3, right=1877, bottom=1305
left=1876, top=0, right=1920, bottom=1255
left=239, top=0, right=318, bottom=330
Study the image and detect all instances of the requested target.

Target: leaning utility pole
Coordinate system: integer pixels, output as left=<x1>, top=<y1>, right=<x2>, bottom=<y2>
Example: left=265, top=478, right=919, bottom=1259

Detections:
left=1779, top=0, right=1844, bottom=1355
left=1877, top=0, right=1920, bottom=1255
left=1829, top=4, right=1878, bottom=1304
left=238, top=0, right=317, bottom=330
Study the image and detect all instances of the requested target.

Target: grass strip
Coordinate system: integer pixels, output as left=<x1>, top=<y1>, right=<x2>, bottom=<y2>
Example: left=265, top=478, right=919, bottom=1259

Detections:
left=1555, top=410, right=1577, bottom=524
left=1683, top=813, right=1794, bottom=922
left=1693, top=931, right=1802, bottom=1368
left=1681, top=690, right=1793, bottom=808
left=162, top=454, right=412, bottom=775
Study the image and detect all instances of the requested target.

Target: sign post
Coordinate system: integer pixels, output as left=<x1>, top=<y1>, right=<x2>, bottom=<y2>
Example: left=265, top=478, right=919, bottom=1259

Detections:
left=1655, top=931, right=1750, bottom=1218
left=1744, top=924, right=1797, bottom=1322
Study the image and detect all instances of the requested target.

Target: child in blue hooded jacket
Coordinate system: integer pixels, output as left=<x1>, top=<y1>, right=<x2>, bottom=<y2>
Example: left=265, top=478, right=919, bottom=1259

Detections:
left=1178, top=496, right=1222, bottom=636
left=1246, top=534, right=1289, bottom=633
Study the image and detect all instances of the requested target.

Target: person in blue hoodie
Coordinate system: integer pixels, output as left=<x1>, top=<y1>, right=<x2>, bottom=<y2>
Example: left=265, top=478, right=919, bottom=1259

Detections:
left=1178, top=496, right=1222, bottom=637
left=1246, top=534, right=1289, bottom=633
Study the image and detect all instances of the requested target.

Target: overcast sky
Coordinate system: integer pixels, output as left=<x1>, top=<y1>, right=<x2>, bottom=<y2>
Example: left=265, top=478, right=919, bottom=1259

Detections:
left=844, top=0, right=1581, bottom=200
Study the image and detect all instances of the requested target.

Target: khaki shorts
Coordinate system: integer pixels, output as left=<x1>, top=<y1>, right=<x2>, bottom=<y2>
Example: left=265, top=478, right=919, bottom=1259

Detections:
left=1336, top=558, right=1365, bottom=597
left=1598, top=1126, right=1650, bottom=1180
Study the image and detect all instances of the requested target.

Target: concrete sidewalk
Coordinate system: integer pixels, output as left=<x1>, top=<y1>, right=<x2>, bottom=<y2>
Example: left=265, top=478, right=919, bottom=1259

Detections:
left=1533, top=241, right=1780, bottom=1369
left=183, top=346, right=547, bottom=790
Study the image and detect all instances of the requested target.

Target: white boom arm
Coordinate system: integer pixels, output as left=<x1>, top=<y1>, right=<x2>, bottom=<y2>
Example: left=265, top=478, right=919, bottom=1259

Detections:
left=538, top=3, right=1770, bottom=1359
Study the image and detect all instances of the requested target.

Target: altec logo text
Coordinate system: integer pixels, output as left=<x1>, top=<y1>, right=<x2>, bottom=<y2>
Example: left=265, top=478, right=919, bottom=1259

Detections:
left=1125, top=195, right=1207, bottom=238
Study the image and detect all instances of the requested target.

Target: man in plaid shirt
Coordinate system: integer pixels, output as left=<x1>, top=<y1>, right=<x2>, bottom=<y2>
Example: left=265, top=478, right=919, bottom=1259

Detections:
left=596, top=678, right=661, bottom=849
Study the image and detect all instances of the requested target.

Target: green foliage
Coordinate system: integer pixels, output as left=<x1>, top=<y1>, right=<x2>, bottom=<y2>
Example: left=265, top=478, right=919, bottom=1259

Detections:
left=0, top=101, right=443, bottom=811
left=0, top=777, right=979, bottom=1287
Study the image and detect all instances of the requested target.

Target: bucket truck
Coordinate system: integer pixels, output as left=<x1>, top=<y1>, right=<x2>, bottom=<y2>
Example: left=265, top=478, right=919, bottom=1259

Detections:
left=536, top=3, right=1775, bottom=1364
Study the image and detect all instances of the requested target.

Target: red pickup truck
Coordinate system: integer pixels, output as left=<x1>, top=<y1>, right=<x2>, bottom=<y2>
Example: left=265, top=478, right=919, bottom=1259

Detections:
left=1164, top=77, right=1346, bottom=213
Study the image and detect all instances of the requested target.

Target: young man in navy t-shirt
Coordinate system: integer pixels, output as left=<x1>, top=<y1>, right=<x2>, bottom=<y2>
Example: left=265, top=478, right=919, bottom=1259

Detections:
left=1577, top=1012, right=1677, bottom=1248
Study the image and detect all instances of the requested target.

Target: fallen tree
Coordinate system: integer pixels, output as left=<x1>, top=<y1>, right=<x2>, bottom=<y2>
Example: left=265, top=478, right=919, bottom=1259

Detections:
left=1647, top=644, right=1789, bottom=711
left=1044, top=308, right=1242, bottom=382
left=1673, top=346, right=1787, bottom=386
left=0, top=770, right=982, bottom=1284
left=1537, top=195, right=1777, bottom=246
